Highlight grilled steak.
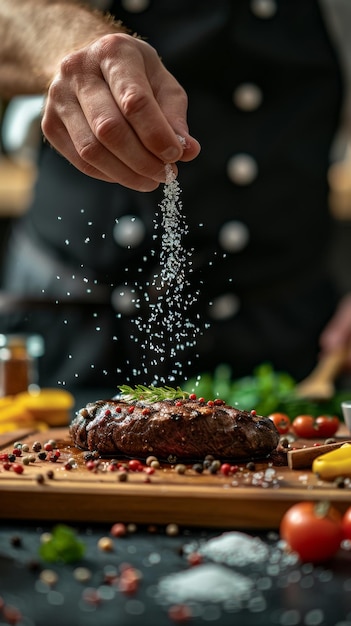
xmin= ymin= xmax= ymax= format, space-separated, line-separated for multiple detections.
xmin=70 ymin=398 xmax=280 ymax=461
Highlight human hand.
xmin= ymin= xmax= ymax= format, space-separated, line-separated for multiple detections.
xmin=41 ymin=33 xmax=200 ymax=190
xmin=319 ymin=293 xmax=351 ymax=370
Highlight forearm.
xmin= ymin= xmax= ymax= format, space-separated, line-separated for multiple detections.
xmin=0 ymin=0 xmax=127 ymax=97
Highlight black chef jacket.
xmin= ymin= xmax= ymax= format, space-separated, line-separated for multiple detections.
xmin=0 ymin=0 xmax=344 ymax=390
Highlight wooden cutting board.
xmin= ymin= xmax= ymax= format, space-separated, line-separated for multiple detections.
xmin=1 ymin=427 xmax=351 ymax=529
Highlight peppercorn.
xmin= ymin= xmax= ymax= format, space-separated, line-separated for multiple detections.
xmin=246 ymin=461 xmax=256 ymax=471
xmin=166 ymin=523 xmax=179 ymax=536
xmin=209 ymin=462 xmax=220 ymax=474
xmin=117 ymin=471 xmax=128 ymax=482
xmin=146 ymin=455 xmax=158 ymax=466
xmin=83 ymin=451 xmax=95 ymax=462
xmin=97 ymin=536 xmax=114 ymax=552
xmin=73 ymin=567 xmax=92 ymax=583
xmin=175 ymin=464 xmax=186 ymax=475
xmin=35 ymin=473 xmax=45 ymax=484
xmin=10 ymin=535 xmax=22 ymax=547
xmin=192 ymin=463 xmax=203 ymax=474
xmin=110 ymin=523 xmax=127 ymax=537
xmin=32 ymin=441 xmax=42 ymax=452
xmin=40 ymin=569 xmax=58 ymax=586
xmin=46 ymin=470 xmax=54 ymax=480
xmin=37 ymin=451 xmax=47 ymax=461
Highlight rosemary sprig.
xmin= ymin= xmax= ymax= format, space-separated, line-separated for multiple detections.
xmin=118 ymin=384 xmax=190 ymax=403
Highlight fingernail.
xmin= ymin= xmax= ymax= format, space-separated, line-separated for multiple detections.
xmin=160 ymin=146 xmax=181 ymax=162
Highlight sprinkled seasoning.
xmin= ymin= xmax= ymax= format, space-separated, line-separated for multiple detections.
xmin=156 ymin=563 xmax=255 ymax=605
xmin=134 ymin=165 xmax=203 ymax=384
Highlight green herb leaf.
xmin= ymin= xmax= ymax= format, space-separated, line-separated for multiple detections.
xmin=39 ymin=524 xmax=86 ymax=564
xmin=118 ymin=384 xmax=190 ymax=403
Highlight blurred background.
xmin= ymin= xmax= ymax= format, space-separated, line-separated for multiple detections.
xmin=1 ymin=95 xmax=351 ymax=300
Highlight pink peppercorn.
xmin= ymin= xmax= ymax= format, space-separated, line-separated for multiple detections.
xmin=142 ymin=408 xmax=151 ymax=415
xmin=110 ymin=522 xmax=127 ymax=537
xmin=144 ymin=466 xmax=155 ymax=475
xmin=207 ymin=400 xmax=214 ymax=407
xmin=44 ymin=443 xmax=53 ymax=452
xmin=189 ymin=393 xmax=197 ymax=400
xmin=250 ymin=409 xmax=257 ymax=416
xmin=82 ymin=587 xmax=101 ymax=606
xmin=12 ymin=448 xmax=21 ymax=457
xmin=3 ymin=462 xmax=12 ymax=471
xmin=128 ymin=459 xmax=142 ymax=472
xmin=214 ymin=398 xmax=225 ymax=406
xmin=12 ymin=463 xmax=24 ymax=474
xmin=116 ymin=406 xmax=122 ymax=413
xmin=187 ymin=552 xmax=203 ymax=566
xmin=230 ymin=465 xmax=239 ymax=474
xmin=220 ymin=463 xmax=231 ymax=476
xmin=168 ymin=604 xmax=192 ymax=623
xmin=175 ymin=401 xmax=183 ymax=407
xmin=86 ymin=460 xmax=96 ymax=471
xmin=128 ymin=406 xmax=135 ymax=414
xmin=105 ymin=409 xmax=111 ymax=417
xmin=198 ymin=397 xmax=205 ymax=404
xmin=3 ymin=604 xmax=22 ymax=625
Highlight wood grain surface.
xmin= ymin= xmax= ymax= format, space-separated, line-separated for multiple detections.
xmin=1 ymin=427 xmax=351 ymax=529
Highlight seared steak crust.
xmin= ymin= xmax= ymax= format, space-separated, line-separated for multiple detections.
xmin=70 ymin=398 xmax=280 ymax=461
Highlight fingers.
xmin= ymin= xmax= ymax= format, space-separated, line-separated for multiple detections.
xmin=43 ymin=85 xmax=174 ymax=189
xmin=41 ymin=33 xmax=199 ymax=188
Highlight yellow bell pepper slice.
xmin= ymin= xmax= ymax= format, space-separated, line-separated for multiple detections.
xmin=16 ymin=388 xmax=74 ymax=426
xmin=0 ymin=388 xmax=74 ymax=431
xmin=312 ymin=443 xmax=351 ymax=481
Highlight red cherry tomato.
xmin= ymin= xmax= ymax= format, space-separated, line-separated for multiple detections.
xmin=292 ymin=415 xmax=316 ymax=438
xmin=280 ymin=501 xmax=343 ymax=563
xmin=268 ymin=412 xmax=290 ymax=434
xmin=342 ymin=506 xmax=351 ymax=540
xmin=314 ymin=415 xmax=340 ymax=438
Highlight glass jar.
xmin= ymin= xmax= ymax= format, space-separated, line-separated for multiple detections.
xmin=0 ymin=334 xmax=44 ymax=396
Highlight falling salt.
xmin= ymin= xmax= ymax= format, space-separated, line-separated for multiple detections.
xmin=156 ymin=563 xmax=254 ymax=604
xmin=133 ymin=164 xmax=203 ymax=383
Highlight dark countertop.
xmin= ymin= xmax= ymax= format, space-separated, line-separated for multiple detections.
xmin=1 ymin=520 xmax=351 ymax=626
xmin=1 ymin=388 xmax=351 ymax=626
